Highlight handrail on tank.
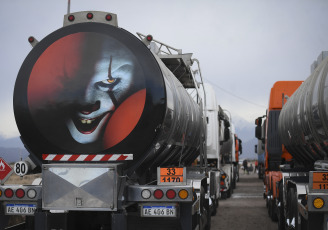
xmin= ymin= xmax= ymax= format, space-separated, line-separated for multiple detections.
xmin=137 ymin=32 xmax=182 ymax=55
xmin=192 ymin=58 xmax=206 ymax=111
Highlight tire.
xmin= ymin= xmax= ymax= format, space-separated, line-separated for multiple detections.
xmin=286 ymin=188 xmax=298 ymax=230
xmin=211 ymin=196 xmax=217 ymax=216
xmin=205 ymin=212 xmax=211 ymax=230
xmin=277 ymin=182 xmax=285 ymax=230
xmin=227 ymin=187 xmax=231 ymax=198
xmin=271 ymin=199 xmax=278 ymax=222
xmin=199 ymin=186 xmax=207 ymax=230
xmin=205 ymin=198 xmax=211 ymax=230
xmin=268 ymin=194 xmax=272 ymax=216
xmin=232 ymin=178 xmax=236 ymax=189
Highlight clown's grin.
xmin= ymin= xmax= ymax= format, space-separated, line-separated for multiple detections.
xmin=72 ymin=112 xmax=109 ymax=134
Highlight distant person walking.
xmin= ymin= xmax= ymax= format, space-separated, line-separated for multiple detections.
xmin=243 ymin=159 xmax=248 ymax=174
xmin=249 ymin=164 xmax=253 ymax=174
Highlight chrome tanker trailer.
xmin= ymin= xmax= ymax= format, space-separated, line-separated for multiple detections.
xmin=271 ymin=51 xmax=328 ymax=230
xmin=0 ymin=11 xmax=219 ymax=230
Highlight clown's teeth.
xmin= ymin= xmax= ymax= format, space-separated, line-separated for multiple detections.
xmin=80 ymin=118 xmax=94 ymax=124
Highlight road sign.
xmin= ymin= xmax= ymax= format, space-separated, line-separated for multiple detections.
xmin=0 ymin=158 xmax=13 ymax=184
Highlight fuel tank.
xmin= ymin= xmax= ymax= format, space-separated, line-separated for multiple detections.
xmin=13 ymin=19 xmax=205 ymax=174
xmin=278 ymin=56 xmax=328 ymax=167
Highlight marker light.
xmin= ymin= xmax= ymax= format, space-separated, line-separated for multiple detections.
xmin=87 ymin=13 xmax=93 ymax=19
xmin=4 ymin=189 xmax=13 ymax=198
xmin=141 ymin=189 xmax=151 ymax=199
xmin=166 ymin=189 xmax=176 ymax=199
xmin=27 ymin=189 xmax=37 ymax=199
xmin=28 ymin=36 xmax=35 ymax=43
xmin=221 ymin=174 xmax=226 ymax=179
xmin=68 ymin=15 xmax=75 ymax=22
xmin=313 ymin=197 xmax=324 ymax=209
xmin=154 ymin=189 xmax=164 ymax=199
xmin=178 ymin=189 xmax=188 ymax=199
xmin=146 ymin=35 xmax=153 ymax=42
xmin=16 ymin=189 xmax=25 ymax=198
xmin=0 ymin=190 xmax=2 ymax=197
xmin=105 ymin=14 xmax=112 ymax=21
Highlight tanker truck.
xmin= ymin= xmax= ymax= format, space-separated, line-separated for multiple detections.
xmin=218 ymin=108 xmax=236 ymax=198
xmin=0 ymin=11 xmax=221 ymax=230
xmin=254 ymin=81 xmax=302 ymax=222
xmin=257 ymin=51 xmax=328 ymax=230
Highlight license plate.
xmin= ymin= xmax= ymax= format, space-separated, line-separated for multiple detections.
xmin=6 ymin=204 xmax=36 ymax=215
xmin=312 ymin=172 xmax=328 ymax=189
xmin=142 ymin=205 xmax=176 ymax=217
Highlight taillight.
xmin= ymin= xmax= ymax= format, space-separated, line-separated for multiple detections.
xmin=220 ymin=181 xmax=225 ymax=186
xmin=0 ymin=189 xmax=2 ymax=197
xmin=154 ymin=189 xmax=164 ymax=199
xmin=87 ymin=13 xmax=93 ymax=19
xmin=4 ymin=189 xmax=13 ymax=198
xmin=28 ymin=36 xmax=35 ymax=43
xmin=68 ymin=15 xmax=75 ymax=22
xmin=178 ymin=189 xmax=188 ymax=199
xmin=146 ymin=35 xmax=153 ymax=42
xmin=105 ymin=14 xmax=112 ymax=21
xmin=141 ymin=189 xmax=151 ymax=199
xmin=16 ymin=189 xmax=25 ymax=198
xmin=166 ymin=189 xmax=176 ymax=199
xmin=27 ymin=189 xmax=37 ymax=199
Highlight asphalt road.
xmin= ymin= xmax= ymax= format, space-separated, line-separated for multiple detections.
xmin=211 ymin=171 xmax=277 ymax=230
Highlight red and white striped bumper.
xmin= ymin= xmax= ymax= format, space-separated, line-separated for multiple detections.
xmin=42 ymin=154 xmax=133 ymax=161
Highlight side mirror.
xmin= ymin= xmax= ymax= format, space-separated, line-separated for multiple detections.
xmin=255 ymin=126 xmax=262 ymax=139
xmin=255 ymin=117 xmax=262 ymax=126
xmin=255 ymin=145 xmax=258 ymax=153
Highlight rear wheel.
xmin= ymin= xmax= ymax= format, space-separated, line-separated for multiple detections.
xmin=221 ymin=191 xmax=227 ymax=199
xmin=286 ymin=188 xmax=298 ymax=230
xmin=271 ymin=199 xmax=278 ymax=221
xmin=277 ymin=182 xmax=285 ymax=230
xmin=211 ymin=196 xmax=217 ymax=216
xmin=199 ymin=186 xmax=207 ymax=230
xmin=227 ymin=187 xmax=232 ymax=198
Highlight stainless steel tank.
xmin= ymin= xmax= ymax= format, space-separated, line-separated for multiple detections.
xmin=13 ymin=22 xmax=205 ymax=174
xmin=278 ymin=56 xmax=328 ymax=167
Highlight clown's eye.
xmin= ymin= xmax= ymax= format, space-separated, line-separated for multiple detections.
xmin=107 ymin=79 xmax=116 ymax=84
xmin=95 ymin=78 xmax=120 ymax=91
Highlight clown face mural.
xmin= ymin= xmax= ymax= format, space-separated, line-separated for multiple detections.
xmin=65 ymin=55 xmax=134 ymax=144
xmin=26 ymin=32 xmax=146 ymax=152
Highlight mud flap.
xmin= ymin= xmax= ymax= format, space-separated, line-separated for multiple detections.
xmin=112 ymin=211 xmax=127 ymax=230
xmin=0 ymin=204 xmax=9 ymax=230
xmin=34 ymin=211 xmax=67 ymax=230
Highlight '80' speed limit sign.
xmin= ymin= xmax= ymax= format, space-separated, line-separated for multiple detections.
xmin=14 ymin=161 xmax=29 ymax=176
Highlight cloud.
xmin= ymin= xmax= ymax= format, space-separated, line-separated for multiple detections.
xmin=1 ymin=0 xmax=328 ymax=139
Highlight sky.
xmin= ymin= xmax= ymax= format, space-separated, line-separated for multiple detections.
xmin=1 ymin=0 xmax=328 ymax=139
